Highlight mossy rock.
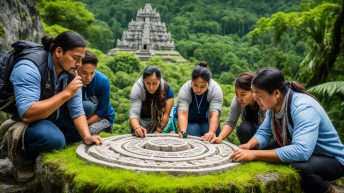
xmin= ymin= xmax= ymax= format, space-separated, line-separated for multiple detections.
xmin=0 ymin=24 xmax=5 ymax=38
xmin=35 ymin=135 xmax=303 ymax=193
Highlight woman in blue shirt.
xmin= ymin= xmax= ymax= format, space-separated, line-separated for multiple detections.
xmin=78 ymin=50 xmax=115 ymax=134
xmin=231 ymin=67 xmax=344 ymax=193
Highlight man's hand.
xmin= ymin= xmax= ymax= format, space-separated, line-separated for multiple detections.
xmin=230 ymin=149 xmax=255 ymax=162
xmin=65 ymin=75 xmax=83 ymax=97
xmin=83 ymin=135 xmax=103 ymax=145
xmin=135 ymin=126 xmax=147 ymax=138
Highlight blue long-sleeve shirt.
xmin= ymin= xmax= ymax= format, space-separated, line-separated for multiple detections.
xmin=254 ymin=92 xmax=344 ymax=165
xmin=82 ymin=71 xmax=115 ymax=124
xmin=10 ymin=54 xmax=84 ymax=120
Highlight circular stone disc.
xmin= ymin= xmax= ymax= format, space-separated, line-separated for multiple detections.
xmin=76 ymin=134 xmax=240 ymax=175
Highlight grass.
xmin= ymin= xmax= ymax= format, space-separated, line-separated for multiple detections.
xmin=39 ymin=133 xmax=302 ymax=193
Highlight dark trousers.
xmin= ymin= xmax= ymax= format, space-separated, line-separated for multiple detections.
xmin=291 ymin=155 xmax=344 ymax=193
xmin=236 ymin=121 xmax=258 ymax=144
xmin=22 ymin=101 xmax=95 ymax=160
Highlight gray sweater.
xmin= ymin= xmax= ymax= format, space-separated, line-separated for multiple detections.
xmin=177 ymin=79 xmax=223 ymax=113
xmin=224 ymin=97 xmax=243 ymax=128
xmin=224 ymin=97 xmax=264 ymax=128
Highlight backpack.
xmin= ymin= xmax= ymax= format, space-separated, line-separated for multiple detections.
xmin=0 ymin=41 xmax=49 ymax=115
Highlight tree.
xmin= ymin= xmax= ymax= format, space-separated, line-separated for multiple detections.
xmin=42 ymin=1 xmax=95 ymax=32
xmin=249 ymin=2 xmax=343 ymax=86
xmin=84 ymin=20 xmax=115 ymax=52
xmin=107 ymin=52 xmax=141 ymax=74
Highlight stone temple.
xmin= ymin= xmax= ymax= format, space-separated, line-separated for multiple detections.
xmin=108 ymin=4 xmax=186 ymax=63
xmin=76 ymin=134 xmax=240 ymax=175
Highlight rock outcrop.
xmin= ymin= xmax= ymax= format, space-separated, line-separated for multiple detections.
xmin=0 ymin=0 xmax=42 ymax=50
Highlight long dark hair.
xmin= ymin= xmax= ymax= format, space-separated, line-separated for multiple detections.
xmin=192 ymin=61 xmax=211 ymax=82
xmin=41 ymin=31 xmax=86 ymax=52
xmin=235 ymin=72 xmax=255 ymax=91
xmin=252 ymin=67 xmax=314 ymax=98
xmin=142 ymin=66 xmax=166 ymax=129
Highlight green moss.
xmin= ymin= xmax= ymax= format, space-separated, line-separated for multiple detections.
xmin=40 ymin=134 xmax=302 ymax=193
xmin=0 ymin=24 xmax=5 ymax=38
xmin=334 ymin=177 xmax=344 ymax=187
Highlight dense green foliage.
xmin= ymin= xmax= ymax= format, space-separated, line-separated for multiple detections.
xmin=34 ymin=0 xmax=115 ymax=52
xmin=1 ymin=0 xmax=343 ymax=143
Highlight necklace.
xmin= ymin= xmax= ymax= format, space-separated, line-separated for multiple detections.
xmin=194 ymin=93 xmax=204 ymax=114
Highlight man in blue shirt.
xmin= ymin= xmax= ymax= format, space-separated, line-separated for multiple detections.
xmin=78 ymin=50 xmax=115 ymax=134
xmin=9 ymin=32 xmax=103 ymax=181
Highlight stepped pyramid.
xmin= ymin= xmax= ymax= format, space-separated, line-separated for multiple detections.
xmin=108 ymin=3 xmax=186 ymax=63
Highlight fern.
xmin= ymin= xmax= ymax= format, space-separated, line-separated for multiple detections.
xmin=308 ymin=81 xmax=344 ymax=97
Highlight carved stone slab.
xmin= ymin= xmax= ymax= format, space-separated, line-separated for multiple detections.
xmin=76 ymin=134 xmax=240 ymax=175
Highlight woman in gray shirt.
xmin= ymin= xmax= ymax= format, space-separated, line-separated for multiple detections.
xmin=130 ymin=66 xmax=174 ymax=137
xmin=210 ymin=72 xmax=264 ymax=144
xmin=177 ymin=62 xmax=223 ymax=140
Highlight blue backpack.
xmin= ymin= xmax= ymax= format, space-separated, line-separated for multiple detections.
xmin=0 ymin=41 xmax=49 ymax=114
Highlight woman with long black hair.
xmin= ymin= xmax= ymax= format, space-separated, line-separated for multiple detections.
xmin=129 ymin=66 xmax=174 ymax=137
xmin=231 ymin=67 xmax=344 ymax=193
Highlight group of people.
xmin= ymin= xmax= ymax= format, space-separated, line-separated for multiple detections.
xmin=1 ymin=31 xmax=343 ymax=193
xmin=129 ymin=49 xmax=344 ymax=193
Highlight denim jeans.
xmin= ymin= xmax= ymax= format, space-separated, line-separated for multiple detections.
xmin=187 ymin=122 xmax=221 ymax=137
xmin=22 ymin=101 xmax=95 ymax=160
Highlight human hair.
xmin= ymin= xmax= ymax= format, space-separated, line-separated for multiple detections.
xmin=235 ymin=72 xmax=255 ymax=91
xmin=192 ymin=61 xmax=212 ymax=82
xmin=82 ymin=50 xmax=98 ymax=67
xmin=143 ymin=65 xmax=162 ymax=80
xmin=41 ymin=31 xmax=86 ymax=52
xmin=142 ymin=66 xmax=166 ymax=128
xmin=252 ymin=67 xmax=314 ymax=98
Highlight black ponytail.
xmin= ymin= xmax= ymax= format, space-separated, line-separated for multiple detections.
xmin=252 ymin=67 xmax=316 ymax=98
xmin=192 ymin=61 xmax=212 ymax=82
xmin=41 ymin=31 xmax=86 ymax=52
xmin=41 ymin=36 xmax=54 ymax=51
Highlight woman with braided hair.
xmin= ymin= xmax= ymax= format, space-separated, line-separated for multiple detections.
xmin=230 ymin=67 xmax=344 ymax=193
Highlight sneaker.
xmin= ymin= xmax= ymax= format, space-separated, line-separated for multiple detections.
xmin=12 ymin=151 xmax=34 ymax=182
xmin=89 ymin=119 xmax=111 ymax=135
xmin=326 ymin=185 xmax=338 ymax=193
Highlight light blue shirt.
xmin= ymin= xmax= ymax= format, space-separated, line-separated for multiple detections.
xmin=254 ymin=92 xmax=344 ymax=165
xmin=10 ymin=54 xmax=84 ymax=120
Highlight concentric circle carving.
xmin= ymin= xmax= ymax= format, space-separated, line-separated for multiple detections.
xmin=76 ymin=134 xmax=240 ymax=175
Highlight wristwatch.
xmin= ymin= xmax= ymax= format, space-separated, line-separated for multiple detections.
xmin=180 ymin=130 xmax=187 ymax=138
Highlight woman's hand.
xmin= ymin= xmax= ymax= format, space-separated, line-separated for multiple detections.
xmin=238 ymin=143 xmax=252 ymax=150
xmin=209 ymin=136 xmax=223 ymax=144
xmin=135 ymin=126 xmax=147 ymax=137
xmin=230 ymin=149 xmax=256 ymax=161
